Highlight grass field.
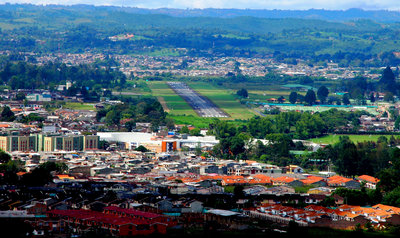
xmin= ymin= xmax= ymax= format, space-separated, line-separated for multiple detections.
xmin=309 ymin=134 xmax=399 ymax=144
xmin=168 ymin=115 xmax=218 ymax=128
xmin=147 ymin=81 xmax=197 ymax=116
xmin=64 ymin=102 xmax=95 ymax=110
xmin=146 ymin=81 xmax=257 ymax=126
xmin=187 ymin=81 xmax=258 ymax=120
xmin=268 ymin=104 xmax=380 ymax=115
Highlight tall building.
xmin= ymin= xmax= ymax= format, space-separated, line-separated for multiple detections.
xmin=0 ymin=134 xmax=99 ymax=152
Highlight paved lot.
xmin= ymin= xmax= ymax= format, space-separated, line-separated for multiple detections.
xmin=167 ymin=82 xmax=229 ymax=118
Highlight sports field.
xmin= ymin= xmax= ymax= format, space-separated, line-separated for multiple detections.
xmin=309 ymin=134 xmax=399 ymax=144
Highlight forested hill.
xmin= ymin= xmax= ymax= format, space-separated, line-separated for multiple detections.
xmin=98 ymin=7 xmax=400 ymax=23
xmin=4 ymin=4 xmax=400 ymax=23
xmin=2 ymin=4 xmax=400 ymax=66
xmin=0 ymin=4 xmax=392 ymax=34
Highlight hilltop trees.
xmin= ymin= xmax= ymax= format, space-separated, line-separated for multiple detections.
xmin=0 ymin=61 xmax=127 ymax=95
xmin=209 ymin=109 xmax=370 ymax=162
xmin=97 ymin=97 xmax=168 ymax=130
xmin=307 ymin=136 xmax=400 ymax=178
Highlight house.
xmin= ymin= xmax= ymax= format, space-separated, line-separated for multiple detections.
xmin=332 ymin=194 xmax=345 ymax=205
xmin=286 ymin=165 xmax=304 ymax=174
xmin=326 ymin=175 xmax=360 ymax=189
xmin=300 ymin=176 xmax=327 ymax=187
xmin=180 ymin=200 xmax=203 ymax=213
xmin=357 ymin=175 xmax=379 ymax=189
xmin=288 ymin=180 xmax=304 ymax=187
xmin=271 ymin=176 xmax=295 ymax=186
xmin=156 ymin=200 xmax=174 ymax=212
xmin=48 ymin=209 xmax=171 ymax=236
xmin=304 ymin=194 xmax=326 ymax=204
xmin=25 ymin=201 xmax=47 ymax=216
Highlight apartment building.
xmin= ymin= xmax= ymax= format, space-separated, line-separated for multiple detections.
xmin=0 ymin=134 xmax=99 ymax=152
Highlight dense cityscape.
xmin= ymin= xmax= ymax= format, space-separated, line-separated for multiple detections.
xmin=2 ymin=3 xmax=400 ymax=238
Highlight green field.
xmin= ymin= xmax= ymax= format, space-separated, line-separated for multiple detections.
xmin=64 ymin=102 xmax=95 ymax=110
xmin=146 ymin=81 xmax=257 ymax=126
xmin=272 ymin=105 xmax=380 ymax=115
xmin=147 ymin=81 xmax=197 ymax=116
xmin=187 ymin=81 xmax=258 ymax=120
xmin=310 ymin=134 xmax=399 ymax=144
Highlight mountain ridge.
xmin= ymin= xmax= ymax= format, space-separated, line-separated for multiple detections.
xmin=2 ymin=4 xmax=400 ymax=22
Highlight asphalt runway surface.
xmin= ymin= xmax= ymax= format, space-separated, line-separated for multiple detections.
xmin=167 ymin=81 xmax=229 ymax=118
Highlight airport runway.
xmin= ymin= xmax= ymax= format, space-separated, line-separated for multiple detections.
xmin=167 ymin=82 xmax=229 ymax=118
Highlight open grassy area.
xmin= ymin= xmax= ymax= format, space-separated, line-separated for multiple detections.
xmin=64 ymin=102 xmax=95 ymax=110
xmin=147 ymin=81 xmax=197 ymax=116
xmin=187 ymin=81 xmax=257 ymax=120
xmin=309 ymin=134 xmax=400 ymax=144
xmin=147 ymin=81 xmax=256 ymax=125
xmin=267 ymin=104 xmax=380 ymax=115
xmin=168 ymin=115 xmax=217 ymax=128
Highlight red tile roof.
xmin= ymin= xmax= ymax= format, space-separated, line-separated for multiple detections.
xmin=357 ymin=175 xmax=379 ymax=184
xmin=104 ymin=206 xmax=161 ymax=219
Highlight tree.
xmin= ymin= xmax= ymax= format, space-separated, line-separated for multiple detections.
xmin=0 ymin=106 xmax=15 ymax=121
xmin=343 ymin=94 xmax=350 ymax=105
xmin=384 ymin=92 xmax=394 ymax=102
xmin=317 ymin=86 xmax=329 ymax=104
xmin=0 ymin=151 xmax=11 ymax=163
xmin=383 ymin=186 xmax=400 ymax=207
xmin=195 ymin=142 xmax=202 ymax=156
xmin=305 ymin=89 xmax=316 ymax=105
xmin=236 ymin=88 xmax=248 ymax=98
xmin=15 ymin=92 xmax=25 ymax=101
xmin=189 ymin=128 xmax=201 ymax=136
xmin=380 ymin=66 xmax=397 ymax=93
xmin=21 ymin=162 xmax=67 ymax=186
xmin=289 ymin=92 xmax=298 ymax=104
xmin=333 ymin=136 xmax=360 ymax=177
xmin=135 ymin=145 xmax=149 ymax=152
xmin=370 ymin=93 xmax=375 ymax=103
xmin=180 ymin=126 xmax=189 ymax=134
xmin=395 ymin=117 xmax=400 ymax=130
xmin=105 ymin=110 xmax=120 ymax=126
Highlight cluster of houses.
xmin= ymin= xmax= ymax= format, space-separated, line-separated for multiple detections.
xmin=46 ymin=206 xmax=177 ymax=236
xmin=25 ymin=50 xmax=390 ymax=80
xmin=359 ymin=114 xmax=395 ymax=132
xmin=248 ymin=203 xmax=400 ymax=230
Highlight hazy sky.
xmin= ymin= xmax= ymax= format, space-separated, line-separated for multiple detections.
xmin=2 ymin=0 xmax=400 ymax=10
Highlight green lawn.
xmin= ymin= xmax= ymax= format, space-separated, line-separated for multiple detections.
xmin=310 ymin=134 xmax=399 ymax=144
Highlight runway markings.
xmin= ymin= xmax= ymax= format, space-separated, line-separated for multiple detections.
xmin=167 ymin=82 xmax=229 ymax=118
